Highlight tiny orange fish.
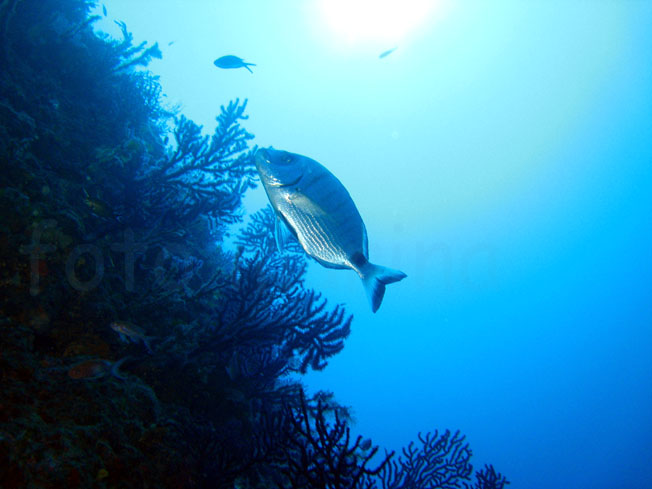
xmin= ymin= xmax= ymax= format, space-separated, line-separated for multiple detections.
xmin=67 ymin=357 xmax=128 ymax=380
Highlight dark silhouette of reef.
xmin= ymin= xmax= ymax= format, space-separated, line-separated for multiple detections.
xmin=0 ymin=1 xmax=510 ymax=487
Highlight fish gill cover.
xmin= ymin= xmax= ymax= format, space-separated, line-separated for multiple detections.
xmin=0 ymin=1 xmax=508 ymax=487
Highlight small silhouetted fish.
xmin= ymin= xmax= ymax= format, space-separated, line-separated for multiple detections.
xmin=379 ymin=47 xmax=397 ymax=59
xmin=102 ymin=4 xmax=107 ymax=16
xmin=255 ymin=148 xmax=406 ymax=312
xmin=213 ymin=55 xmax=255 ymax=73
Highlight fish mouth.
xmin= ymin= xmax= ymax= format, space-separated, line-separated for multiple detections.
xmin=277 ymin=174 xmax=302 ymax=188
xmin=255 ymin=148 xmax=302 ymax=187
xmin=255 ymin=148 xmax=271 ymax=166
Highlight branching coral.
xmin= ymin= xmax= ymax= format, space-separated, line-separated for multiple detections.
xmin=464 ymin=465 xmax=509 ymax=489
xmin=111 ymin=20 xmax=162 ymax=72
xmin=368 ymin=430 xmax=473 ymax=489
xmin=277 ymin=390 xmax=392 ymax=489
xmin=141 ymin=100 xmax=257 ymax=231
xmin=206 ymin=206 xmax=352 ymax=374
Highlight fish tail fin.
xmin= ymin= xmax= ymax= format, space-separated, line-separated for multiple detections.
xmin=110 ymin=356 xmax=132 ymax=380
xmin=245 ymin=63 xmax=255 ymax=73
xmin=361 ymin=262 xmax=407 ymax=313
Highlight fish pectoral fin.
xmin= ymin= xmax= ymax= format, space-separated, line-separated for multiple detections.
xmin=361 ymin=262 xmax=407 ymax=313
xmin=274 ymin=216 xmax=296 ymax=253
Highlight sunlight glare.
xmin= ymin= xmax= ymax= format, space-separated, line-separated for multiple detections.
xmin=319 ymin=0 xmax=438 ymax=45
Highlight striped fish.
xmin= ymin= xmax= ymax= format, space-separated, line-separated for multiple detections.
xmin=255 ymin=147 xmax=406 ymax=312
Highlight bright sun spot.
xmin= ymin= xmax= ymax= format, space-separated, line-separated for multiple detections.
xmin=318 ymin=0 xmax=439 ymax=45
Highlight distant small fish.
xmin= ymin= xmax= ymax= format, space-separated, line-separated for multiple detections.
xmin=255 ymin=148 xmax=407 ymax=312
xmin=168 ymin=41 xmax=175 ymax=46
xmin=68 ymin=357 xmax=129 ymax=380
xmin=379 ymin=47 xmax=398 ymax=59
xmin=102 ymin=4 xmax=107 ymax=17
xmin=84 ymin=197 xmax=113 ymax=217
xmin=213 ymin=55 xmax=256 ymax=73
xmin=110 ymin=321 xmax=154 ymax=353
xmin=83 ymin=188 xmax=113 ymax=218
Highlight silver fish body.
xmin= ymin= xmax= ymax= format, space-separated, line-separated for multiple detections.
xmin=255 ymin=147 xmax=406 ymax=312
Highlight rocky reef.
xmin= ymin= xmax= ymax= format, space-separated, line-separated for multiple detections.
xmin=0 ymin=0 xmax=509 ymax=487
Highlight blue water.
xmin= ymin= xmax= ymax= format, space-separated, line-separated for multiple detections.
xmin=96 ymin=2 xmax=652 ymax=487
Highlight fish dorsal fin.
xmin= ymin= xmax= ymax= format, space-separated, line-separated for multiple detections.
xmin=274 ymin=216 xmax=295 ymax=253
